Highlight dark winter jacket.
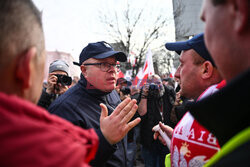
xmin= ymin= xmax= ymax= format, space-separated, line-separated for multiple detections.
xmin=37 ymin=88 xmax=58 ymax=109
xmin=49 ymin=75 xmax=128 ymax=167
xmin=139 ymin=85 xmax=175 ymax=153
xmin=187 ymin=69 xmax=250 ymax=166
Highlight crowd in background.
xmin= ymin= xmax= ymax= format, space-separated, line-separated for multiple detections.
xmin=0 ymin=0 xmax=249 ymax=167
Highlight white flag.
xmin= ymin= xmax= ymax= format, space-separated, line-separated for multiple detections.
xmin=133 ymin=49 xmax=155 ymax=88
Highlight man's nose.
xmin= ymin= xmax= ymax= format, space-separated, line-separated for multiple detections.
xmin=174 ymin=67 xmax=180 ymax=79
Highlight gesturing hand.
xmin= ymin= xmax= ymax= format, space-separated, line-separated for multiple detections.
xmin=100 ymin=98 xmax=141 ymax=145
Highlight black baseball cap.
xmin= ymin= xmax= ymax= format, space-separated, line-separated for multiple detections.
xmin=165 ymin=33 xmax=215 ymax=66
xmin=73 ymin=41 xmax=127 ymax=66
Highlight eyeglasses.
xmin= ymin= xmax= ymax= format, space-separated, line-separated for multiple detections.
xmin=83 ymin=62 xmax=120 ymax=72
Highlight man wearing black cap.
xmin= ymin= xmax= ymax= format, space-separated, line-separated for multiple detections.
xmin=166 ymin=33 xmax=220 ymax=100
xmin=38 ymin=60 xmax=72 ymax=109
xmin=49 ymin=41 xmax=141 ymax=167
xmin=153 ymin=33 xmax=223 ymax=167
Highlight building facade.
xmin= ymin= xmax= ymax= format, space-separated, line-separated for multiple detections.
xmin=173 ymin=0 xmax=204 ymax=40
xmin=172 ymin=0 xmax=204 ymax=68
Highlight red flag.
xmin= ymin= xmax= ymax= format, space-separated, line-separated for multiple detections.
xmin=117 ymin=71 xmax=124 ymax=78
xmin=169 ymin=73 xmax=173 ymax=78
xmin=133 ymin=50 xmax=154 ymax=88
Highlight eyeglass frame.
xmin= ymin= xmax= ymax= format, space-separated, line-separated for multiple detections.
xmin=83 ymin=62 xmax=120 ymax=72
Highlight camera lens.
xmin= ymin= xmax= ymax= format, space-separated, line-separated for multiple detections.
xmin=61 ymin=76 xmax=72 ymax=85
xmin=149 ymin=83 xmax=158 ymax=90
xmin=55 ymin=74 xmax=72 ymax=86
xmin=148 ymin=83 xmax=160 ymax=98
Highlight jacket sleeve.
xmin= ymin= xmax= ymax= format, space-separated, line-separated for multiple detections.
xmin=37 ymin=89 xmax=55 ymax=109
xmin=49 ymin=99 xmax=117 ymax=166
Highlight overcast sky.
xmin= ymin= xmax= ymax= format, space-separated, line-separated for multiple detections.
xmin=33 ymin=0 xmax=175 ymax=61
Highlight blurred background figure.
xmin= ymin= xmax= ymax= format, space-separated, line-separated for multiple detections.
xmin=162 ymin=77 xmax=175 ymax=89
xmin=71 ymin=76 xmax=80 ymax=86
xmin=138 ymin=74 xmax=175 ymax=167
xmin=38 ymin=59 xmax=72 ymax=109
xmin=115 ymin=77 xmax=131 ymax=100
xmin=130 ymin=85 xmax=140 ymax=101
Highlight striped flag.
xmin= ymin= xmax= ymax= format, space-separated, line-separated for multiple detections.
xmin=133 ymin=49 xmax=154 ymax=88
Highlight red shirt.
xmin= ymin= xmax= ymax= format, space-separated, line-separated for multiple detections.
xmin=0 ymin=92 xmax=98 ymax=167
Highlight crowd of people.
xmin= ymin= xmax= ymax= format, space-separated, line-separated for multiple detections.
xmin=0 ymin=0 xmax=249 ymax=167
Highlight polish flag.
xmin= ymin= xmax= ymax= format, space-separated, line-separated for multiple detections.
xmin=133 ymin=50 xmax=155 ymax=88
xmin=116 ymin=61 xmax=125 ymax=78
xmin=170 ymin=67 xmax=176 ymax=78
xmin=117 ymin=71 xmax=124 ymax=78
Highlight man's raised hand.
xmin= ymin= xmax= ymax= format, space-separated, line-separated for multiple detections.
xmin=100 ymin=98 xmax=141 ymax=145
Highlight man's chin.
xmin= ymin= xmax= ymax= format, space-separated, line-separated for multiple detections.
xmin=103 ymin=86 xmax=115 ymax=93
xmin=103 ymin=89 xmax=113 ymax=93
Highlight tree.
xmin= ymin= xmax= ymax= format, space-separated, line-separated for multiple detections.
xmin=152 ymin=49 xmax=175 ymax=76
xmin=173 ymin=0 xmax=190 ymax=39
xmin=98 ymin=1 xmax=172 ymax=77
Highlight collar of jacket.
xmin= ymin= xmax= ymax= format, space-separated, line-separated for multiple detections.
xmin=78 ymin=74 xmax=111 ymax=97
xmin=186 ymin=69 xmax=250 ymax=146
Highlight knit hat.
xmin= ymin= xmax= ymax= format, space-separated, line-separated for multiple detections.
xmin=49 ymin=60 xmax=69 ymax=75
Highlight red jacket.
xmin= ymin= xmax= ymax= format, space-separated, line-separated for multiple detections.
xmin=0 ymin=92 xmax=98 ymax=167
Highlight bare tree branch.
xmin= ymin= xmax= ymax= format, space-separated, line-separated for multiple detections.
xmin=98 ymin=2 xmax=172 ymax=76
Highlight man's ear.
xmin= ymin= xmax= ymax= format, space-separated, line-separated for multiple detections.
xmin=231 ymin=0 xmax=249 ymax=33
xmin=201 ymin=61 xmax=213 ymax=80
xmin=80 ymin=65 xmax=87 ymax=78
xmin=15 ymin=47 xmax=37 ymax=90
